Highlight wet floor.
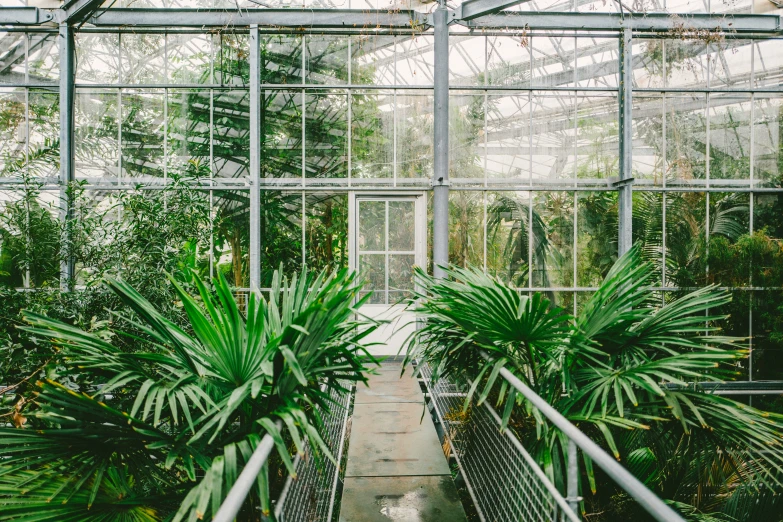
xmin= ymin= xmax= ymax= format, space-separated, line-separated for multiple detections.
xmin=339 ymin=361 xmax=467 ymax=522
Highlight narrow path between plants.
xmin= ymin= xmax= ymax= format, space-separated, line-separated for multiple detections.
xmin=339 ymin=359 xmax=467 ymax=521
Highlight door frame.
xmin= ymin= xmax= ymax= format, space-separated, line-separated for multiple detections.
xmin=348 ymin=191 xmax=427 ymax=301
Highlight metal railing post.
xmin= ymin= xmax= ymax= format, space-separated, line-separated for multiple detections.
xmin=566 ymin=439 xmax=580 ymax=519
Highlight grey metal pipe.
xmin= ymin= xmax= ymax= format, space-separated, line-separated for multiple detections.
xmin=617 ymin=26 xmax=633 ymax=256
xmin=59 ymin=22 xmax=75 ymax=291
xmin=489 ymin=356 xmax=686 ymax=522
xmin=432 ymin=4 xmax=449 ymax=279
xmin=213 ymin=430 xmax=277 ymax=522
xmin=249 ymin=24 xmax=261 ymax=292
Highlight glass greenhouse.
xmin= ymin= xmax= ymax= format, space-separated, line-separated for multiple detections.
xmin=0 ymin=0 xmax=781 ymax=521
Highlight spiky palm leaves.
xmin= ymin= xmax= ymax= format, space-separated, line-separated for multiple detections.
xmin=404 ymin=246 xmax=783 ymax=520
xmin=0 ymin=267 xmax=377 ymax=521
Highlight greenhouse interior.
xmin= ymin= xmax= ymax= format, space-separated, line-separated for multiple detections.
xmin=0 ymin=0 xmax=782 ymax=520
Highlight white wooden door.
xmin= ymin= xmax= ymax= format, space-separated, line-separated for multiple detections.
xmin=349 ymin=193 xmax=426 ymax=357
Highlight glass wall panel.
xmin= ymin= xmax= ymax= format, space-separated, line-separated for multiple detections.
xmin=260 ymin=191 xmax=302 ymax=286
xmin=28 ymin=89 xmax=58 ymax=179
xmin=633 ymin=39 xmax=664 ymax=89
xmin=121 ymin=90 xmax=165 ymax=178
xmin=27 ymin=33 xmax=58 ymax=83
xmin=665 ymin=93 xmax=707 ymax=185
xmin=449 ymin=36 xmax=484 ymax=87
xmin=263 ymin=90 xmax=302 ymax=180
xmin=531 ymin=33 xmax=576 ymax=88
xmin=167 ymin=90 xmax=210 ymax=178
xmin=449 ymin=191 xmax=483 ymax=269
xmin=706 ymin=191 xmax=750 ymax=287
xmin=213 ymin=89 xmax=250 ymax=180
xmin=633 ymin=95 xmax=664 ymax=185
xmin=304 ymin=91 xmax=348 ymax=183
xmin=664 ymin=191 xmax=707 ymax=287
xmin=261 ymin=35 xmax=302 ymax=85
xmin=709 ymin=39 xmax=753 ymax=90
xmin=0 ymin=189 xmax=60 ymax=289
xmin=709 ymin=95 xmax=751 ymax=185
xmin=76 ymin=33 xmax=119 ymax=84
xmin=751 ymin=290 xmax=783 ymax=381
xmin=396 ymin=91 xmax=433 ymax=181
xmin=486 ymin=93 xmax=531 ymax=182
xmin=577 ymin=191 xmax=617 ymax=287
xmin=121 ymin=33 xmax=165 ymax=85
xmin=450 ymin=93 xmax=484 ymax=181
xmin=167 ymin=33 xmax=213 ymax=85
xmin=215 ymin=33 xmax=249 ymax=87
xmin=576 ymin=93 xmax=618 ymax=181
xmin=394 ymin=35 xmax=434 ymax=86
xmin=531 ymin=91 xmax=575 ymax=182
xmin=753 ymin=37 xmax=783 ymax=89
xmin=486 ymin=36 xmax=531 ymax=88
xmin=215 ymin=190 xmax=250 ymax=288
xmin=576 ymin=37 xmax=618 ymax=88
xmin=75 ymin=90 xmax=119 ymax=181
xmin=532 ymin=191 xmax=574 ymax=289
xmin=0 ymin=90 xmax=26 ymax=177
xmin=632 ymin=190 xmax=664 ymax=285
xmin=306 ymin=192 xmax=348 ymax=273
xmin=0 ymin=32 xmax=27 ymax=85
xmin=486 ymin=191 xmax=532 ymax=287
xmin=665 ymin=39 xmax=708 ymax=88
xmin=753 ymin=95 xmax=782 ymax=188
xmin=351 ymin=34 xmax=395 ymax=85
xmin=305 ymin=35 xmax=348 ymax=85
xmin=351 ymin=91 xmax=393 ymax=183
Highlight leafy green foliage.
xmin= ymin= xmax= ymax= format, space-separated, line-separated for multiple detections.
xmin=0 ymin=267 xmax=377 ymax=521
xmin=405 ymin=245 xmax=783 ymax=521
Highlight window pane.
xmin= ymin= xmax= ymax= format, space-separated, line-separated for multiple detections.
xmin=359 ymin=200 xmax=385 ymax=252
xmin=388 ymin=200 xmax=415 ymax=251
xmin=359 ymin=253 xmax=385 ymax=304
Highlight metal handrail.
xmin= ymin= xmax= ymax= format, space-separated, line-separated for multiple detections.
xmin=213 ymin=424 xmax=279 ymax=522
xmin=488 ymin=355 xmax=685 ymax=522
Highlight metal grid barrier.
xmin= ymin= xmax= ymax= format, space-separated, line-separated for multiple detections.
xmin=276 ymin=380 xmax=353 ymax=522
xmin=418 ymin=363 xmax=578 ymax=522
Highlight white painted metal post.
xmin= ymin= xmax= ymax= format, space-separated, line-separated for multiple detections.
xmin=432 ymin=4 xmax=450 ymax=279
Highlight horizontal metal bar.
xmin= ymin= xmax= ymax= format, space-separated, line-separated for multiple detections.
xmin=457 ymin=0 xmax=531 ymax=22
xmin=89 ymin=8 xmax=429 ymax=30
xmin=0 ymin=7 xmax=53 ymax=25
xmin=464 ymin=12 xmax=782 ymax=33
xmin=484 ymin=353 xmax=686 ymax=522
xmin=62 ymin=0 xmax=106 ymax=24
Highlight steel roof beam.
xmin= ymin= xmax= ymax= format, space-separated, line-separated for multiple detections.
xmin=463 ymin=12 xmax=782 ymax=33
xmin=456 ymin=0 xmax=531 ymax=22
xmin=62 ymin=0 xmax=108 ymax=24
xmin=0 ymin=7 xmax=53 ymax=25
xmin=89 ymin=8 xmax=429 ymax=30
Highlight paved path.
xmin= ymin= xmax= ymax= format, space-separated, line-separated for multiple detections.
xmin=339 ymin=361 xmax=467 ymax=522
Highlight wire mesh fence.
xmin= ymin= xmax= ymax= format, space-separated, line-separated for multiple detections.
xmin=418 ymin=363 xmax=578 ymax=522
xmin=276 ymin=380 xmax=353 ymax=522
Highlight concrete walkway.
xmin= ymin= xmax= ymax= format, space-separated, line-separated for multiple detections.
xmin=339 ymin=361 xmax=467 ymax=522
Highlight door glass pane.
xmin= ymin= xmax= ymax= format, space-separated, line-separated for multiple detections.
xmin=388 ymin=200 xmax=416 ymax=251
xmin=359 ymin=200 xmax=386 ymax=251
xmin=359 ymin=253 xmax=386 ymax=304
xmin=389 ymin=254 xmax=415 ymax=303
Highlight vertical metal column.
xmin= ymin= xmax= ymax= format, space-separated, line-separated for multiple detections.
xmin=59 ymin=22 xmax=75 ymax=290
xmin=617 ymin=27 xmax=633 ymax=256
xmin=432 ymin=4 xmax=450 ymax=279
xmin=249 ymin=25 xmax=261 ymax=291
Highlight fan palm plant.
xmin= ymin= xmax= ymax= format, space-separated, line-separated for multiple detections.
xmin=0 ymin=267 xmax=377 ymax=521
xmin=404 ymin=245 xmax=783 ymax=520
